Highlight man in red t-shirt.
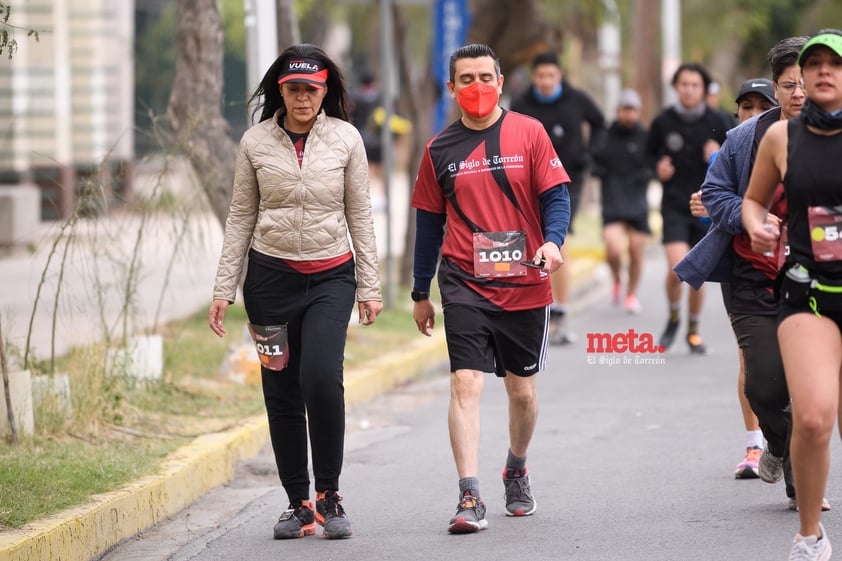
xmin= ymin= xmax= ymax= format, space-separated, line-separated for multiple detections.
xmin=411 ymin=43 xmax=570 ymax=534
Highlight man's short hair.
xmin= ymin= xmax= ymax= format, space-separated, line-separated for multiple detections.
xmin=448 ymin=44 xmax=501 ymax=83
xmin=670 ymin=62 xmax=712 ymax=93
xmin=531 ymin=51 xmax=560 ymax=69
xmin=767 ymin=36 xmax=809 ymax=82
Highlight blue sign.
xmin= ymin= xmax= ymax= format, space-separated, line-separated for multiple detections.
xmin=432 ymin=0 xmax=470 ymax=134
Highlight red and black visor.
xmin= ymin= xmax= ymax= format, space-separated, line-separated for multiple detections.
xmin=278 ymin=57 xmax=328 ymax=89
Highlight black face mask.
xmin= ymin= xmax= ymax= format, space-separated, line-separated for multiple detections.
xmin=800 ymin=97 xmax=842 ymax=131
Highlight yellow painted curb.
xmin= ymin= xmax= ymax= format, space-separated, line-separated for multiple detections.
xmin=0 ymin=332 xmax=450 ymax=561
xmin=569 ymin=255 xmax=602 ymax=288
xmin=0 ymin=416 xmax=269 ymax=561
xmin=568 ymin=246 xmax=606 ymax=261
xmin=344 ymin=330 xmax=448 ymax=408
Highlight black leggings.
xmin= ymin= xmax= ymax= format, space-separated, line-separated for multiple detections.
xmin=730 ymin=313 xmax=795 ymax=497
xmin=243 ymin=258 xmax=356 ymax=503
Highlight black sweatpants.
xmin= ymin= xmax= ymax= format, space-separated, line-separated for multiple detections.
xmin=243 ymin=257 xmax=356 ymax=503
xmin=731 ymin=313 xmax=795 ymax=497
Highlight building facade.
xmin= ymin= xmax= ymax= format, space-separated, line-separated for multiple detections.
xmin=0 ymin=0 xmax=133 ymax=220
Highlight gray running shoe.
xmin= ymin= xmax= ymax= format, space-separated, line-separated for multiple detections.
xmin=448 ymin=492 xmax=488 ymax=533
xmin=503 ymin=467 xmax=536 ymax=516
xmin=788 ymin=496 xmax=831 ymax=512
xmin=549 ymin=312 xmax=576 ymax=345
xmin=316 ymin=491 xmax=352 ymax=539
xmin=788 ymin=523 xmax=831 ymax=561
xmin=273 ymin=500 xmax=316 ymax=539
xmin=758 ymin=448 xmax=784 ymax=483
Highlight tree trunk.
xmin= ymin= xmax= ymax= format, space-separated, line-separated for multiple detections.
xmin=167 ymin=0 xmax=237 ymax=228
xmin=467 ymin=0 xmax=559 ymax=75
xmin=632 ymin=0 xmax=660 ymax=122
xmin=707 ymin=34 xmax=745 ymax=93
xmin=275 ymin=0 xmax=300 ymax=51
xmin=304 ymin=0 xmax=330 ymax=48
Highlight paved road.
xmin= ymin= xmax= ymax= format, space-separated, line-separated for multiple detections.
xmin=100 ymin=245 xmax=842 ymax=561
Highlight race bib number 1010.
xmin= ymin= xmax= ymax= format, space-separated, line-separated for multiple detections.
xmin=472 ymin=230 xmax=528 ymax=278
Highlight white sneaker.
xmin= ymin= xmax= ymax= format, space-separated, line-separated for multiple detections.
xmin=788 ymin=523 xmax=831 ymax=561
xmin=788 ymin=497 xmax=831 ymax=512
xmin=549 ymin=312 xmax=576 ymax=345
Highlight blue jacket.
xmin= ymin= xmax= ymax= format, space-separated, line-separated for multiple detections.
xmin=673 ymin=113 xmax=762 ymax=289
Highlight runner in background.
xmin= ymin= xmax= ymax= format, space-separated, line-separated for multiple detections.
xmin=590 ymin=88 xmax=651 ymax=314
xmin=687 ymin=76 xmax=778 ymax=479
xmin=511 ymin=51 xmax=604 ymax=344
xmin=647 ymin=62 xmax=727 ymax=354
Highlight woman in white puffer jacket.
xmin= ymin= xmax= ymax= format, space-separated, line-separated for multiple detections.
xmin=208 ymin=43 xmax=382 ymax=541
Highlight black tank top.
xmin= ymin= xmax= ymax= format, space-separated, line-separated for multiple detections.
xmin=784 ymin=118 xmax=842 ymax=279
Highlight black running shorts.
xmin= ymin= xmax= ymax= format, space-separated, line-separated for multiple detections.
xmin=779 ymin=300 xmax=842 ymax=330
xmin=661 ymin=205 xmax=708 ymax=246
xmin=602 ymin=213 xmax=652 ymax=234
xmin=442 ymin=303 xmax=549 ymax=377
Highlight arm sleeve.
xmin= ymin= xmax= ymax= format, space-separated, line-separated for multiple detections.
xmin=645 ymin=116 xmax=663 ymax=171
xmin=212 ymin=138 xmax=260 ymax=303
xmin=412 ymin=209 xmax=446 ymax=292
xmin=584 ymin=97 xmax=605 ymax=167
xmin=344 ymin=128 xmax=382 ymax=301
xmin=585 ymin=97 xmax=606 ymax=138
xmin=539 ymin=185 xmax=570 ymax=249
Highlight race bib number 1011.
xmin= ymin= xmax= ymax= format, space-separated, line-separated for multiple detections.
xmin=247 ymin=323 xmax=289 ymax=371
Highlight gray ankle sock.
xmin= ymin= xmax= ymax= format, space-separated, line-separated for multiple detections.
xmin=458 ymin=477 xmax=480 ymax=498
xmin=506 ymin=449 xmax=527 ymax=472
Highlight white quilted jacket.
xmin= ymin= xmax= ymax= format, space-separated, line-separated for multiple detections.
xmin=212 ymin=109 xmax=381 ymax=303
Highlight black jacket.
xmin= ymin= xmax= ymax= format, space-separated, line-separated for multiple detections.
xmin=591 ymin=121 xmax=652 ymax=220
xmin=646 ymin=105 xmax=728 ymax=212
xmin=510 ymin=80 xmax=605 ymax=173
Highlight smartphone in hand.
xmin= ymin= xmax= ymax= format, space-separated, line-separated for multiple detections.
xmin=521 ymin=259 xmax=546 ymax=269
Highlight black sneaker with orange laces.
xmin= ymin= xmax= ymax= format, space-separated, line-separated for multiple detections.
xmin=315 ymin=490 xmax=352 ymax=539
xmin=273 ymin=500 xmax=316 ymax=539
xmin=448 ymin=491 xmax=488 ymax=533
xmin=686 ymin=332 xmax=707 ymax=355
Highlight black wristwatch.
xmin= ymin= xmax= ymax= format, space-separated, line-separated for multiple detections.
xmin=411 ymin=290 xmax=430 ymax=302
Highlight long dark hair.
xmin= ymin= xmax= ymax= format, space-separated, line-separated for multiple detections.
xmin=248 ymin=44 xmax=351 ymax=123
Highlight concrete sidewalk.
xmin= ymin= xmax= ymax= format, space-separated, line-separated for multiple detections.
xmin=0 ymin=206 xmax=608 ymax=561
xmin=0 ymin=330 xmax=452 ymax=561
xmin=0 ymin=210 xmax=224 ymax=362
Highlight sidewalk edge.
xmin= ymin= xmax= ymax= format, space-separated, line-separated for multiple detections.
xmin=344 ymin=329 xmax=448 ymax=409
xmin=0 ymin=414 xmax=269 ymax=561
xmin=0 ymin=333 xmax=450 ymax=561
